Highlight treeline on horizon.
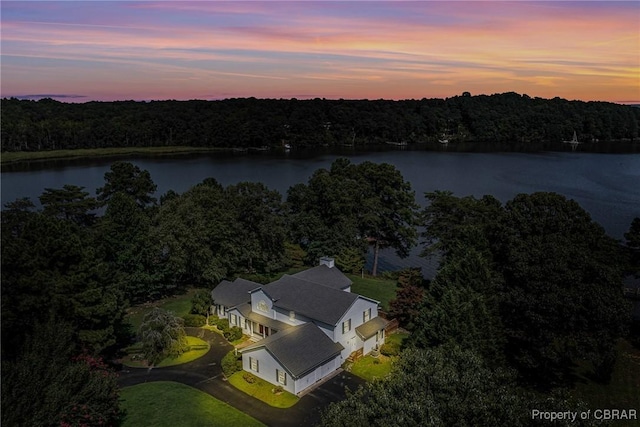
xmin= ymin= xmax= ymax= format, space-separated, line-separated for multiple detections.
xmin=1 ymin=92 xmax=639 ymax=152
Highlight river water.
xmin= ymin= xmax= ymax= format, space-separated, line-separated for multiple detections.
xmin=2 ymin=149 xmax=639 ymax=276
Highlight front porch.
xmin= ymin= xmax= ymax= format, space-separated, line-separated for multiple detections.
xmin=231 ymin=302 xmax=293 ymax=342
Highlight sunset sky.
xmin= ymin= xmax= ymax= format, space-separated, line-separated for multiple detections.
xmin=1 ymin=1 xmax=638 ymax=103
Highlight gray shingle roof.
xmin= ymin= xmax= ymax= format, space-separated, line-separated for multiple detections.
xmin=233 ymin=302 xmax=293 ymax=332
xmin=211 ymin=278 xmax=262 ymax=308
xmin=263 ymin=275 xmax=358 ymax=326
xmin=355 ymin=317 xmax=389 ymax=340
xmin=241 ymin=323 xmax=344 ymax=378
xmin=291 ymin=265 xmax=352 ymax=290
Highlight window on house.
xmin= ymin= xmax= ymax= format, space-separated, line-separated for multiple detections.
xmin=277 ymin=369 xmax=287 ymax=385
xmin=250 ymin=357 xmax=259 ymax=372
xmin=363 ymin=308 xmax=371 ymax=323
xmin=342 ymin=319 xmax=351 ymax=334
xmin=230 ymin=314 xmax=237 ymax=326
xmin=376 ymin=329 xmax=385 ymax=342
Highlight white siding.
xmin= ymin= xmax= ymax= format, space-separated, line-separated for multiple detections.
xmin=242 ymin=348 xmax=342 ymax=395
xmin=242 ymin=348 xmax=296 ymax=395
xmin=363 ymin=329 xmax=386 ymax=355
xmin=292 ymin=356 xmax=341 ymax=394
xmin=227 ymin=308 xmax=252 ymax=335
xmin=335 ymin=297 xmax=379 ymax=359
xmin=251 ymin=290 xmax=273 ymax=316
xmin=272 ymin=306 xmax=309 ymax=327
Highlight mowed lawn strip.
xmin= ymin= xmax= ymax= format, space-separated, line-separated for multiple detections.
xmin=350 ymin=355 xmax=395 ymax=382
xmin=0 ymin=146 xmax=227 ymax=164
xmin=348 ymin=274 xmax=398 ymax=311
xmin=120 ymin=381 xmax=265 ymax=427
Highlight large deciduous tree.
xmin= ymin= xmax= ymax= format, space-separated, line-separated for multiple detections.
xmin=497 ymin=192 xmax=629 ymax=385
xmin=421 ymin=190 xmax=503 ymax=258
xmin=409 ymin=248 xmax=506 ymax=365
xmin=138 ymin=308 xmax=188 ymax=366
xmin=287 ymin=158 xmax=418 ymax=275
xmin=224 ymin=182 xmax=287 ymax=273
xmin=286 ymin=159 xmax=365 ymax=265
xmin=190 ymin=289 xmax=212 ymax=316
xmin=154 ymin=181 xmax=227 ymax=285
xmin=419 ymin=191 xmax=629 ymax=387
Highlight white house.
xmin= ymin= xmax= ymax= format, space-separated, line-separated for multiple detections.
xmin=210 ymin=257 xmax=389 ymax=395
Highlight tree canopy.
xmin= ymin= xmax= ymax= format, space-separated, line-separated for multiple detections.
xmin=417 ymin=191 xmax=630 ymax=388
xmin=321 ymin=345 xmax=595 ymax=427
xmin=287 ymin=158 xmax=418 ymax=275
xmin=2 ymin=94 xmax=638 ymax=152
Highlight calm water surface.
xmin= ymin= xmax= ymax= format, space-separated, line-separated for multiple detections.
xmin=2 ymin=150 xmax=639 ymax=276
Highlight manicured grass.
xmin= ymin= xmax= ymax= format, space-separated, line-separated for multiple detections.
xmin=573 ymin=339 xmax=640 ymax=426
xmin=385 ymin=332 xmax=409 ymax=348
xmin=228 ymin=372 xmax=299 ymax=408
xmin=122 ymin=336 xmax=210 ymax=368
xmin=120 ymin=381 xmax=265 ymax=427
xmin=348 ymin=274 xmax=398 ymax=310
xmin=349 ymin=354 xmax=395 ymax=382
xmin=1 ymin=146 xmax=228 ymax=164
xmin=126 ymin=288 xmax=207 ymax=331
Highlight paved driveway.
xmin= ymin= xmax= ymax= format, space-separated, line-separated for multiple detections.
xmin=118 ymin=328 xmax=366 ymax=427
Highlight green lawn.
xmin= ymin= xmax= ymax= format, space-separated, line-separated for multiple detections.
xmin=126 ymin=288 xmax=207 ymax=331
xmin=573 ymin=339 xmax=640 ymax=426
xmin=120 ymin=381 xmax=265 ymax=427
xmin=348 ymin=274 xmax=398 ymax=310
xmin=385 ymin=332 xmax=409 ymax=348
xmin=122 ymin=336 xmax=210 ymax=368
xmin=228 ymin=372 xmax=299 ymax=408
xmin=1 ymin=146 xmax=228 ymax=164
xmin=349 ymin=355 xmax=396 ymax=382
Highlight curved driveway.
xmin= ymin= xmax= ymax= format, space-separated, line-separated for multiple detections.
xmin=118 ymin=328 xmax=366 ymax=427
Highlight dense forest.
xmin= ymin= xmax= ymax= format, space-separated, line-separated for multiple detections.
xmin=2 ymin=160 xmax=638 ymax=426
xmin=1 ymin=93 xmax=639 ymax=152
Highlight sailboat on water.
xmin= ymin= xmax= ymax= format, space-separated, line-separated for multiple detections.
xmin=563 ymin=131 xmax=580 ymax=150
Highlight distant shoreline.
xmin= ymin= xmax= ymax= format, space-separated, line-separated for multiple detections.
xmin=3 ymin=140 xmax=640 ymax=166
xmin=0 ymin=146 xmax=230 ymax=165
